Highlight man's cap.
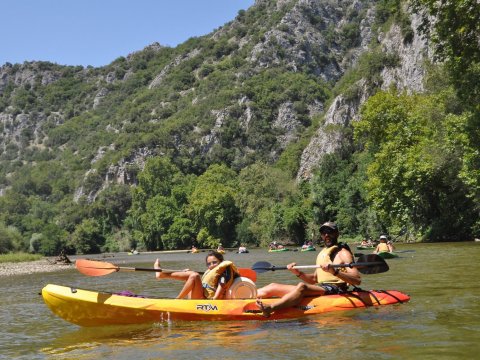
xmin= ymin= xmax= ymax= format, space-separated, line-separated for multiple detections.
xmin=379 ymin=235 xmax=387 ymax=240
xmin=319 ymin=222 xmax=338 ymax=232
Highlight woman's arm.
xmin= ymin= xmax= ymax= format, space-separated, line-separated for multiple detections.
xmin=212 ymin=266 xmax=236 ymax=300
xmin=212 ymin=281 xmax=227 ymax=300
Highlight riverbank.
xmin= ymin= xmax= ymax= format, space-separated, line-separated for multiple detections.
xmin=0 ymin=249 xmax=193 ymax=277
xmin=0 ymin=258 xmax=73 ymax=277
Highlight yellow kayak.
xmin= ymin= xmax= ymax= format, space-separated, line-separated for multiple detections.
xmin=42 ymin=284 xmax=410 ymax=327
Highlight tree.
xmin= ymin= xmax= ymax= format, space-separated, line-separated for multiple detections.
xmin=411 ymin=0 xmax=480 ymax=109
xmin=90 ymin=184 xmax=132 ymax=233
xmin=412 ymin=0 xmax=480 ymax=232
xmin=187 ymin=164 xmax=239 ymax=246
xmin=0 ymin=223 xmax=24 ymax=253
xmin=69 ymin=218 xmax=104 ymax=254
xmin=126 ymin=157 xmax=189 ymax=250
xmin=236 ymin=162 xmax=309 ymax=245
xmin=162 ymin=217 xmax=195 ymax=249
xmin=354 ymin=90 xmax=476 ymax=240
xmin=138 ymin=195 xmax=177 ymax=250
xmin=38 ymin=224 xmax=68 ymax=256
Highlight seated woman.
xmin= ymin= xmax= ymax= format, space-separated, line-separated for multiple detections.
xmin=154 ymin=251 xmax=238 ymax=299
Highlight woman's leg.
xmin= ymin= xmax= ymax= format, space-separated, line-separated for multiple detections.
xmin=176 ymin=272 xmax=204 ymax=299
xmin=154 ymin=259 xmax=204 ymax=299
xmin=154 ymin=259 xmax=192 ymax=280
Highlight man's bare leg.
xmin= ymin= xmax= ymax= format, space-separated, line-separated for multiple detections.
xmin=256 ymin=283 xmax=326 ymax=317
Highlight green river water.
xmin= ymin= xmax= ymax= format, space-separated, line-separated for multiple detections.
xmin=1 ymin=242 xmax=479 ymax=359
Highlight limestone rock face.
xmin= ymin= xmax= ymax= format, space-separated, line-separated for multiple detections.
xmin=297 ymin=7 xmax=431 ymax=180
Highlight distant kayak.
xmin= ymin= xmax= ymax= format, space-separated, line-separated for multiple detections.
xmin=357 ymin=246 xmax=375 ymax=250
xmin=300 ymin=246 xmax=316 ymax=252
xmin=376 ymin=251 xmax=399 ymax=259
xmin=268 ymin=248 xmax=289 ymax=252
xmin=42 ymin=284 xmax=410 ymax=326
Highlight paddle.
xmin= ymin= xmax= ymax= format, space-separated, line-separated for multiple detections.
xmin=76 ymin=259 xmax=257 ymax=282
xmin=252 ymin=254 xmax=389 ymax=275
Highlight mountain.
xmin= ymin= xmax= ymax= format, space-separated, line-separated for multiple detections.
xmin=0 ymin=0 xmax=426 ymax=193
xmin=1 ymin=0 xmax=476 ymax=254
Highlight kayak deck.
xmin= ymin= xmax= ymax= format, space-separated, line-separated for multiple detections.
xmin=268 ymin=248 xmax=289 ymax=252
xmin=377 ymin=252 xmax=399 ymax=259
xmin=42 ymin=284 xmax=410 ymax=327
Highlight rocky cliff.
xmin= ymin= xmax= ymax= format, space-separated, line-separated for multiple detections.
xmin=298 ymin=10 xmax=432 ymax=180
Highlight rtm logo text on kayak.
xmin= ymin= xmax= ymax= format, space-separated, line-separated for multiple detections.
xmin=196 ymin=304 xmax=218 ymax=312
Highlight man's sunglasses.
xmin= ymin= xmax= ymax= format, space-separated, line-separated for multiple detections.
xmin=320 ymin=228 xmax=335 ymax=235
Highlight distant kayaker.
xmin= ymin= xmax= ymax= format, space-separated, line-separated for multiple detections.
xmin=238 ymin=245 xmax=248 ymax=253
xmin=374 ymin=235 xmax=393 ymax=253
xmin=154 ymin=251 xmax=239 ymax=300
xmin=360 ymin=239 xmax=369 ymax=247
xmin=256 ymin=222 xmax=361 ymax=317
xmin=217 ymin=243 xmax=225 ymax=254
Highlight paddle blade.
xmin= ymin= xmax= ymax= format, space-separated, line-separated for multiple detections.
xmin=251 ymin=261 xmax=274 ymax=273
xmin=76 ymin=259 xmax=119 ymax=277
xmin=354 ymin=254 xmax=389 ymax=274
xmin=238 ymin=268 xmax=257 ymax=282
xmin=251 ymin=261 xmax=289 ymax=273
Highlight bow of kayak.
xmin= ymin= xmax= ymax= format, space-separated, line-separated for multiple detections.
xmin=42 ymin=284 xmax=410 ymax=327
xmin=377 ymin=252 xmax=399 ymax=259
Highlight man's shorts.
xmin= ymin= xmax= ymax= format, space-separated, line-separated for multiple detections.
xmin=319 ymin=283 xmax=348 ymax=295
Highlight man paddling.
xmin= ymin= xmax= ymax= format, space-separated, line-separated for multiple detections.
xmin=256 ymin=222 xmax=361 ymax=317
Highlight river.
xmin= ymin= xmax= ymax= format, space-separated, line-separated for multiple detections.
xmin=1 ymin=242 xmax=479 ymax=359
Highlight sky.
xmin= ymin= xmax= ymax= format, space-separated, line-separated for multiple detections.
xmin=1 ymin=0 xmax=255 ymax=67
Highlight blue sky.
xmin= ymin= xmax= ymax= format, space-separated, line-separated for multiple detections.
xmin=1 ymin=0 xmax=255 ymax=67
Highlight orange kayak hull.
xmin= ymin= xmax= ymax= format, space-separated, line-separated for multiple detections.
xmin=42 ymin=284 xmax=410 ymax=327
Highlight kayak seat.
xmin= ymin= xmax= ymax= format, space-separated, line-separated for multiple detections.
xmin=226 ymin=277 xmax=257 ymax=299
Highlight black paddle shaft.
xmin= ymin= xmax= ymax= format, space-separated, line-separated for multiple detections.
xmin=252 ymin=254 xmax=389 ymax=275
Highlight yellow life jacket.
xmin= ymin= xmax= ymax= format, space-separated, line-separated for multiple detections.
xmin=315 ymin=245 xmax=346 ymax=285
xmin=377 ymin=243 xmax=389 ymax=252
xmin=201 ymin=260 xmax=239 ymax=299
